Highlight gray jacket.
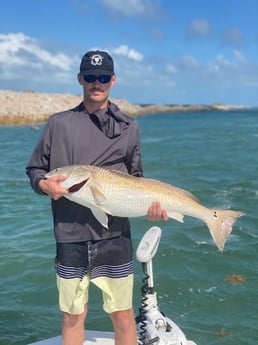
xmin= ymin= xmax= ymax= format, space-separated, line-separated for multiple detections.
xmin=26 ymin=101 xmax=143 ymax=242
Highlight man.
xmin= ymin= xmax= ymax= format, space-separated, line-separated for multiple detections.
xmin=26 ymin=50 xmax=168 ymax=345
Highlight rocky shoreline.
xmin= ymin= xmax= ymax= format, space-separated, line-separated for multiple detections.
xmin=0 ymin=90 xmax=249 ymax=125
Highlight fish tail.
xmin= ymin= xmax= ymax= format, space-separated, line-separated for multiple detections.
xmin=206 ymin=209 xmax=245 ymax=251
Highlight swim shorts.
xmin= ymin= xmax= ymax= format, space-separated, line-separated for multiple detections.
xmin=55 ymin=235 xmax=134 ymax=314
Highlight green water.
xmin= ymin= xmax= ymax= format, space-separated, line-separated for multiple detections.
xmin=0 ymin=109 xmax=257 ymax=345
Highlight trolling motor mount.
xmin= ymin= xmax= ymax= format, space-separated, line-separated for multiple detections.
xmin=136 ymin=226 xmax=197 ymax=345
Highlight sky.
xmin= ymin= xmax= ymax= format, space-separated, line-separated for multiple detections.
xmin=0 ymin=0 xmax=257 ymax=106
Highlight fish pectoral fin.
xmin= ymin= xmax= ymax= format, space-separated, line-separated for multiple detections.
xmin=90 ymin=186 xmax=107 ymax=204
xmin=89 ymin=186 xmax=114 ymax=216
xmin=167 ymin=211 xmax=184 ymax=223
xmin=90 ymin=207 xmax=109 ymax=229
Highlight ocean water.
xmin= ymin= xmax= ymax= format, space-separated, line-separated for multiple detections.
xmin=0 ymin=109 xmax=257 ymax=345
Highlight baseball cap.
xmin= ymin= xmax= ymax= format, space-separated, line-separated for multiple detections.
xmin=80 ymin=50 xmax=114 ymax=76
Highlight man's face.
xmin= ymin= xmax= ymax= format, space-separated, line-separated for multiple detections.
xmin=79 ymin=74 xmax=116 ymax=104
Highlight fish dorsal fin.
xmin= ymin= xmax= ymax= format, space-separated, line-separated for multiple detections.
xmin=172 ymin=186 xmax=199 ymax=203
xmin=184 ymin=190 xmax=199 ymax=202
xmin=110 ymin=169 xmax=135 ymax=180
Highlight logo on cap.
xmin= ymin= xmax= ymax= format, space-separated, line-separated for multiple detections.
xmin=90 ymin=54 xmax=103 ymax=66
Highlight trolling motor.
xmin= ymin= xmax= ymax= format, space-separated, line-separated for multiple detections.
xmin=136 ymin=226 xmax=197 ymax=345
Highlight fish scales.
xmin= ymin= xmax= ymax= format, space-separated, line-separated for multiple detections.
xmin=89 ymin=166 xmax=204 ymax=217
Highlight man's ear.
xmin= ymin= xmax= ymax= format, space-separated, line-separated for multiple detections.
xmin=111 ymin=75 xmax=116 ymax=86
xmin=77 ymin=73 xmax=83 ymax=85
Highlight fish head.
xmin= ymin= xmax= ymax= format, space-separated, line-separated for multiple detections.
xmin=46 ymin=165 xmax=92 ymax=193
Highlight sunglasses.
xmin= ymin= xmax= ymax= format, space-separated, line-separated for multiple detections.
xmin=83 ymin=75 xmax=112 ymax=84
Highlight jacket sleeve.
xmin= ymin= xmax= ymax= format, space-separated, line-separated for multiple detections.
xmin=126 ymin=121 xmax=143 ymax=177
xmin=25 ymin=121 xmax=51 ymax=195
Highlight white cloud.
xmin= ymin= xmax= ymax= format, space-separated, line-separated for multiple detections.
xmin=214 ymin=54 xmax=230 ymax=66
xmin=222 ymin=27 xmax=245 ymax=45
xmin=164 ymin=63 xmax=177 ymax=74
xmin=233 ymin=49 xmax=248 ymax=63
xmin=100 ymin=0 xmax=162 ymax=18
xmin=0 ymin=32 xmax=28 ymax=65
xmin=177 ymin=55 xmax=199 ymax=70
xmin=0 ymin=32 xmax=78 ymax=89
xmin=101 ymin=0 xmax=145 ymax=15
xmin=187 ymin=18 xmax=211 ymax=37
xmin=0 ymin=33 xmax=72 ymax=70
xmin=112 ymin=45 xmax=143 ymax=61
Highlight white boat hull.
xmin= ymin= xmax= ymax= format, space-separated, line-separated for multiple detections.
xmin=29 ymin=330 xmax=114 ymax=345
xmin=29 ymin=329 xmax=197 ymax=345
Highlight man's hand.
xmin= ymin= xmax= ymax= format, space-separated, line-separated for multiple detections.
xmin=147 ymin=202 xmax=169 ymax=222
xmin=39 ymin=175 xmax=68 ymax=200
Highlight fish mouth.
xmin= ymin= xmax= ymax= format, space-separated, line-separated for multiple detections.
xmin=68 ymin=179 xmax=88 ymax=193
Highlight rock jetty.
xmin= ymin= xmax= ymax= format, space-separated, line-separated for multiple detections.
xmin=0 ymin=90 xmax=248 ymax=125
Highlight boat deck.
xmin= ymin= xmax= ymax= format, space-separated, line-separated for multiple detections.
xmin=29 ymin=330 xmax=114 ymax=345
xmin=29 ymin=329 xmax=197 ymax=345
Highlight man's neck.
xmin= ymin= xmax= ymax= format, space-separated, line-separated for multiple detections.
xmin=83 ymin=100 xmax=109 ymax=114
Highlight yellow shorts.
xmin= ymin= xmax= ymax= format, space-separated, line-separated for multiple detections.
xmin=55 ymin=236 xmax=134 ymax=315
xmin=57 ymin=273 xmax=134 ymax=314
